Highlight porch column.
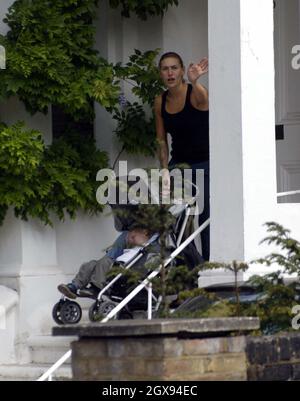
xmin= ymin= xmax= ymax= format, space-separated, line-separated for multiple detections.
xmin=0 ymin=210 xmax=65 ymax=363
xmin=208 ymin=0 xmax=277 ymax=264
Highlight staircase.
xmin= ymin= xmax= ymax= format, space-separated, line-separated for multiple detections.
xmin=0 ymin=296 xmax=94 ymax=381
xmin=0 ymin=335 xmax=76 ymax=381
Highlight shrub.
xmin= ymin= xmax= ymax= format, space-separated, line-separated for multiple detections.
xmin=0 ymin=122 xmax=108 ymax=225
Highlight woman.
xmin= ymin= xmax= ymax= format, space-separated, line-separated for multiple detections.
xmin=154 ymin=52 xmax=210 ymax=261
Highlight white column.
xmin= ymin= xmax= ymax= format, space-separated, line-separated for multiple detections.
xmin=0 ymin=210 xmax=64 ymax=362
xmin=208 ymin=0 xmax=277 ymax=264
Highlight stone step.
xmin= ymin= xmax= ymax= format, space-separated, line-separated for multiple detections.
xmin=0 ymin=363 xmax=72 ymax=381
xmin=28 ymin=335 xmax=76 ymax=365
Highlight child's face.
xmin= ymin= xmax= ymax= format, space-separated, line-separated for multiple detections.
xmin=127 ymin=229 xmax=149 ymax=246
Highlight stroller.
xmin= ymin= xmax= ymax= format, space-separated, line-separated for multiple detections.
xmin=52 ymin=175 xmax=205 ymax=325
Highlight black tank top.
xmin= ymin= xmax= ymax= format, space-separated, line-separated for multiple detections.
xmin=161 ymin=84 xmax=209 ymax=164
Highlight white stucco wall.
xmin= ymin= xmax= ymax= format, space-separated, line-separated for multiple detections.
xmin=163 ymin=0 xmax=209 ymax=89
xmin=54 ymin=210 xmax=116 ymax=275
xmin=94 ymin=1 xmax=123 ymax=164
xmin=276 ymin=204 xmax=300 ymax=239
xmin=0 ymin=285 xmax=18 ymax=363
xmin=0 ymin=0 xmax=14 ymax=35
xmin=0 ymin=209 xmax=22 ymax=273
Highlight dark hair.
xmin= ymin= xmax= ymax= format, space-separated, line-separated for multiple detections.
xmin=159 ymin=52 xmax=184 ymax=69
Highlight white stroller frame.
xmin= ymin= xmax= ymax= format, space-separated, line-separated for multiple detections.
xmin=100 ymin=215 xmax=210 ymax=322
xmin=91 ymin=197 xmax=208 ymax=322
xmin=52 ymin=202 xmax=205 ymax=325
xmin=92 ymin=175 xmax=205 ymax=320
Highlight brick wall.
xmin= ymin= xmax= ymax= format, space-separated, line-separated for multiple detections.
xmin=53 ymin=318 xmax=265 ymax=381
xmin=246 ymin=333 xmax=300 ymax=381
xmin=71 ymin=336 xmax=247 ymax=381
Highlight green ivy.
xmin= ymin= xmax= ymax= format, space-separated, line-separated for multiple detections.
xmin=110 ymin=49 xmax=164 ymax=160
xmin=0 ymin=1 xmax=172 ymax=120
xmin=92 ymin=63 xmax=121 ymax=112
xmin=113 ymin=103 xmax=156 ymax=157
xmin=0 ymin=1 xmax=165 ymax=157
xmin=114 ymin=48 xmax=163 ymax=106
xmin=0 ymin=121 xmax=44 ymax=180
xmin=0 ymin=123 xmax=108 ymax=225
xmin=93 ymin=48 xmax=164 ymax=160
xmin=0 ymin=0 xmax=176 ymax=224
xmin=0 ymin=0 xmax=101 ymax=120
xmin=0 ymin=1 xmax=176 ymax=226
xmin=109 ymin=0 xmax=179 ymax=20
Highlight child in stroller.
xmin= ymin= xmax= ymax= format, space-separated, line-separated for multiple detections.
xmin=53 ymin=225 xmax=160 ymax=324
xmin=57 ymin=227 xmax=153 ymax=300
xmin=53 ymin=175 xmax=205 ymax=325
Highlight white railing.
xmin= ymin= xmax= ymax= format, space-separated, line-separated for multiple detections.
xmin=37 ymin=350 xmax=71 ymax=382
xmin=277 ymin=190 xmax=300 ymax=198
xmin=37 ymin=218 xmax=210 ymax=381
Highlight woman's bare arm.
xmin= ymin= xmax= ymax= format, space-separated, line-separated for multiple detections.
xmin=187 ymin=57 xmax=209 ymax=108
xmin=154 ymin=95 xmax=169 ymax=169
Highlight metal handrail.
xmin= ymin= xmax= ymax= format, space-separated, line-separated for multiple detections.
xmin=277 ymin=190 xmax=300 ymax=198
xmin=37 ymin=350 xmax=71 ymax=381
xmin=37 ymin=218 xmax=210 ymax=381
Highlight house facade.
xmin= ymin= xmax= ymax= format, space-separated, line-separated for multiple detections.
xmin=0 ymin=0 xmax=299 ymax=368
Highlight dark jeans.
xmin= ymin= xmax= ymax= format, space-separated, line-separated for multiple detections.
xmin=72 ymin=231 xmax=158 ymax=289
xmin=169 ymin=160 xmax=210 ymax=261
xmin=106 ymin=231 xmax=128 ymax=260
xmin=72 ymin=231 xmax=129 ymax=289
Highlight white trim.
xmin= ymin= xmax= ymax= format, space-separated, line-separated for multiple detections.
xmin=277 ymin=190 xmax=300 ymax=197
xmin=280 ymin=112 xmax=300 ymax=125
xmin=275 ymin=0 xmax=300 ymax=125
xmin=278 ymin=161 xmax=300 ymax=202
xmin=275 ymin=0 xmax=288 ymax=124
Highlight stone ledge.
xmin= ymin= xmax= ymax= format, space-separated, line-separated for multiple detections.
xmin=53 ymin=317 xmax=259 ymax=338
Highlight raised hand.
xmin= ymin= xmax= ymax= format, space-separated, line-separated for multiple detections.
xmin=187 ymin=57 xmax=208 ymax=84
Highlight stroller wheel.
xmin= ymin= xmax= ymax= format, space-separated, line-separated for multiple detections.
xmin=89 ymin=300 xmax=118 ymax=322
xmin=60 ymin=301 xmax=82 ymax=324
xmin=52 ymin=301 xmax=65 ymax=325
